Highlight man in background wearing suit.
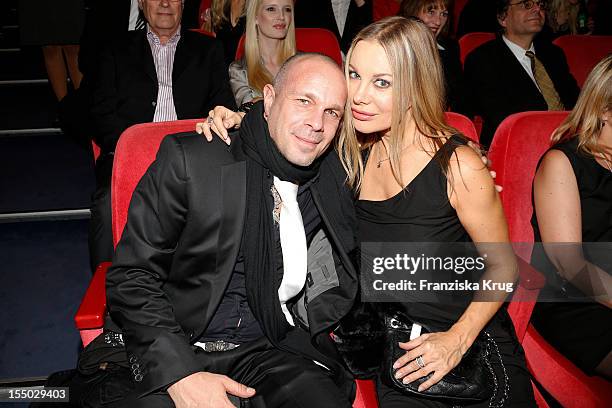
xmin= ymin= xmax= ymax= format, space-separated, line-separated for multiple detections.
xmin=294 ymin=0 xmax=372 ymax=54
xmin=88 ymin=0 xmax=236 ymax=271
xmin=464 ymin=0 xmax=579 ymax=146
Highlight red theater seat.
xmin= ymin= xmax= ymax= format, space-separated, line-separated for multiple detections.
xmin=445 ymin=111 xmax=478 ymax=142
xmin=489 ymin=111 xmax=612 ymax=407
xmin=452 ymin=0 xmax=469 ymax=37
xmin=553 ymin=35 xmax=612 ymax=88
xmin=458 ymin=32 xmax=495 ymax=67
xmin=235 ymin=28 xmax=343 ymax=66
xmin=75 ymin=120 xmax=203 ymax=347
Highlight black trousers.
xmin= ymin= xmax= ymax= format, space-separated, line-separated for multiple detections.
xmin=375 ymin=312 xmax=537 ymax=408
xmin=89 ymin=153 xmax=114 ymax=272
xmin=105 ymin=336 xmax=354 ymax=408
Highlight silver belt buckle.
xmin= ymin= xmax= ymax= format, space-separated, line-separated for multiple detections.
xmin=201 ymin=340 xmax=240 ymax=352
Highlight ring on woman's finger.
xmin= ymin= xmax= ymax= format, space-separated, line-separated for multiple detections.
xmin=207 ymin=116 xmax=213 ymax=124
xmin=416 ymin=355 xmax=425 ymax=368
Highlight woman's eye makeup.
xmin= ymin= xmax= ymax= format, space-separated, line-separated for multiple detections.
xmin=374 ymin=78 xmax=391 ymax=88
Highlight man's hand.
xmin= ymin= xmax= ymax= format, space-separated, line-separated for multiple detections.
xmin=167 ymin=371 xmax=255 ymax=408
xmin=467 ymin=140 xmax=502 ymax=192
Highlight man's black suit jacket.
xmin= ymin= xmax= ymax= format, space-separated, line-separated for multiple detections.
xmin=106 ymin=132 xmax=359 ymax=396
xmin=90 ymin=29 xmax=236 ymax=154
xmin=294 ymin=0 xmax=373 ymax=53
xmin=464 ymin=37 xmax=579 ymax=146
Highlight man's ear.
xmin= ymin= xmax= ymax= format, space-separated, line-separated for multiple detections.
xmin=497 ymin=13 xmax=508 ymax=30
xmin=262 ymin=84 xmax=276 ymax=120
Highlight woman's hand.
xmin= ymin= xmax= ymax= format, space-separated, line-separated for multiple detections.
xmin=195 ymin=106 xmax=245 ymax=145
xmin=392 ymin=329 xmax=468 ymax=392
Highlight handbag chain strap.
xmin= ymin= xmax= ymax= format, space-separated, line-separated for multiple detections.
xmin=482 ymin=331 xmax=510 ymax=408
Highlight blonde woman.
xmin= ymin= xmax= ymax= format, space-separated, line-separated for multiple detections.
xmin=195 ymin=17 xmax=534 ymax=406
xmin=337 ymin=16 xmax=532 ymax=407
xmin=228 ymin=0 xmax=296 ymax=106
xmin=210 ymin=0 xmax=247 ymax=68
xmin=531 ymin=55 xmax=612 ymax=380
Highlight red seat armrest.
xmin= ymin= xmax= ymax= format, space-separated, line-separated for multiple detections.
xmin=517 ymin=257 xmax=546 ymax=290
xmin=74 ymin=261 xmax=109 ymax=329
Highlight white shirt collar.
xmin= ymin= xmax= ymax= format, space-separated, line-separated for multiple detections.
xmin=502 ymin=35 xmax=535 ymax=61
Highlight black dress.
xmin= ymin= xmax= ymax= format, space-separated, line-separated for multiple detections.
xmin=215 ymin=16 xmax=246 ymax=68
xmin=531 ymin=138 xmax=612 ymax=375
xmin=18 ymin=0 xmax=85 ymax=46
xmin=356 ymin=135 xmax=535 ymax=408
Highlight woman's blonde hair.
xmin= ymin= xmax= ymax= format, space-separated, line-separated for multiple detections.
xmin=547 ymin=0 xmax=580 ymax=34
xmin=210 ymin=0 xmax=244 ymax=33
xmin=244 ymin=0 xmax=297 ymax=96
xmin=337 ymin=16 xmax=458 ymax=191
xmin=551 ymin=55 xmax=612 ymax=156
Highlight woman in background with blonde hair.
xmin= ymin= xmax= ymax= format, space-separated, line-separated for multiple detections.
xmin=210 ymin=0 xmax=247 ymax=68
xmin=531 ymin=55 xmax=612 ymax=380
xmin=229 ymin=0 xmax=296 ymax=106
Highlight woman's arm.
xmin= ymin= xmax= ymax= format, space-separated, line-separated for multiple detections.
xmin=394 ymin=145 xmax=515 ymax=390
xmin=534 ymin=149 xmax=612 ymax=306
xmin=229 ymin=60 xmax=258 ymax=106
xmin=195 ymin=106 xmax=245 ymax=143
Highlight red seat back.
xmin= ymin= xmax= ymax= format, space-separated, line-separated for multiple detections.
xmin=373 ymin=0 xmax=400 ymax=21
xmin=458 ymin=32 xmax=495 ymax=67
xmin=553 ymin=35 xmax=612 ymax=88
xmin=235 ymin=28 xmax=343 ymax=66
xmin=488 ymin=111 xmax=569 ymax=258
xmin=445 ymin=111 xmax=478 ymax=143
xmin=452 ymin=0 xmax=470 ymax=37
xmin=92 ymin=140 xmax=101 ymax=161
xmin=111 ymin=120 xmax=202 ymax=246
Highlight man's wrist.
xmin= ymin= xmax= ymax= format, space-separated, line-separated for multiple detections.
xmin=238 ymin=101 xmax=255 ymax=113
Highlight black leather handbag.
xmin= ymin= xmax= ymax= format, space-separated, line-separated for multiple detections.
xmin=382 ymin=311 xmax=509 ymax=405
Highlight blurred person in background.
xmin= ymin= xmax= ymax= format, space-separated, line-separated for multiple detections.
xmin=210 ymin=0 xmax=247 ymax=68
xmin=398 ymin=0 xmax=471 ymax=115
xmin=294 ymin=0 xmax=373 ymax=54
xmin=531 ymin=55 xmax=612 ymax=380
xmin=18 ymin=0 xmax=85 ymax=102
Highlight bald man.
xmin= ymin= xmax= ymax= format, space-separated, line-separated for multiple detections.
xmin=88 ymin=53 xmax=358 ymax=408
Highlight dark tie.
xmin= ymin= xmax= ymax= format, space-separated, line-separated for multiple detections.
xmin=525 ymin=50 xmax=564 ymax=111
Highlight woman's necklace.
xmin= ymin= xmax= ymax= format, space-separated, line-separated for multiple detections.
xmin=598 ymin=152 xmax=612 ymax=172
xmin=376 ymin=144 xmax=411 ymax=168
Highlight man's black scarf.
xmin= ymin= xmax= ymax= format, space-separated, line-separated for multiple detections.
xmin=240 ymin=101 xmax=320 ymax=344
